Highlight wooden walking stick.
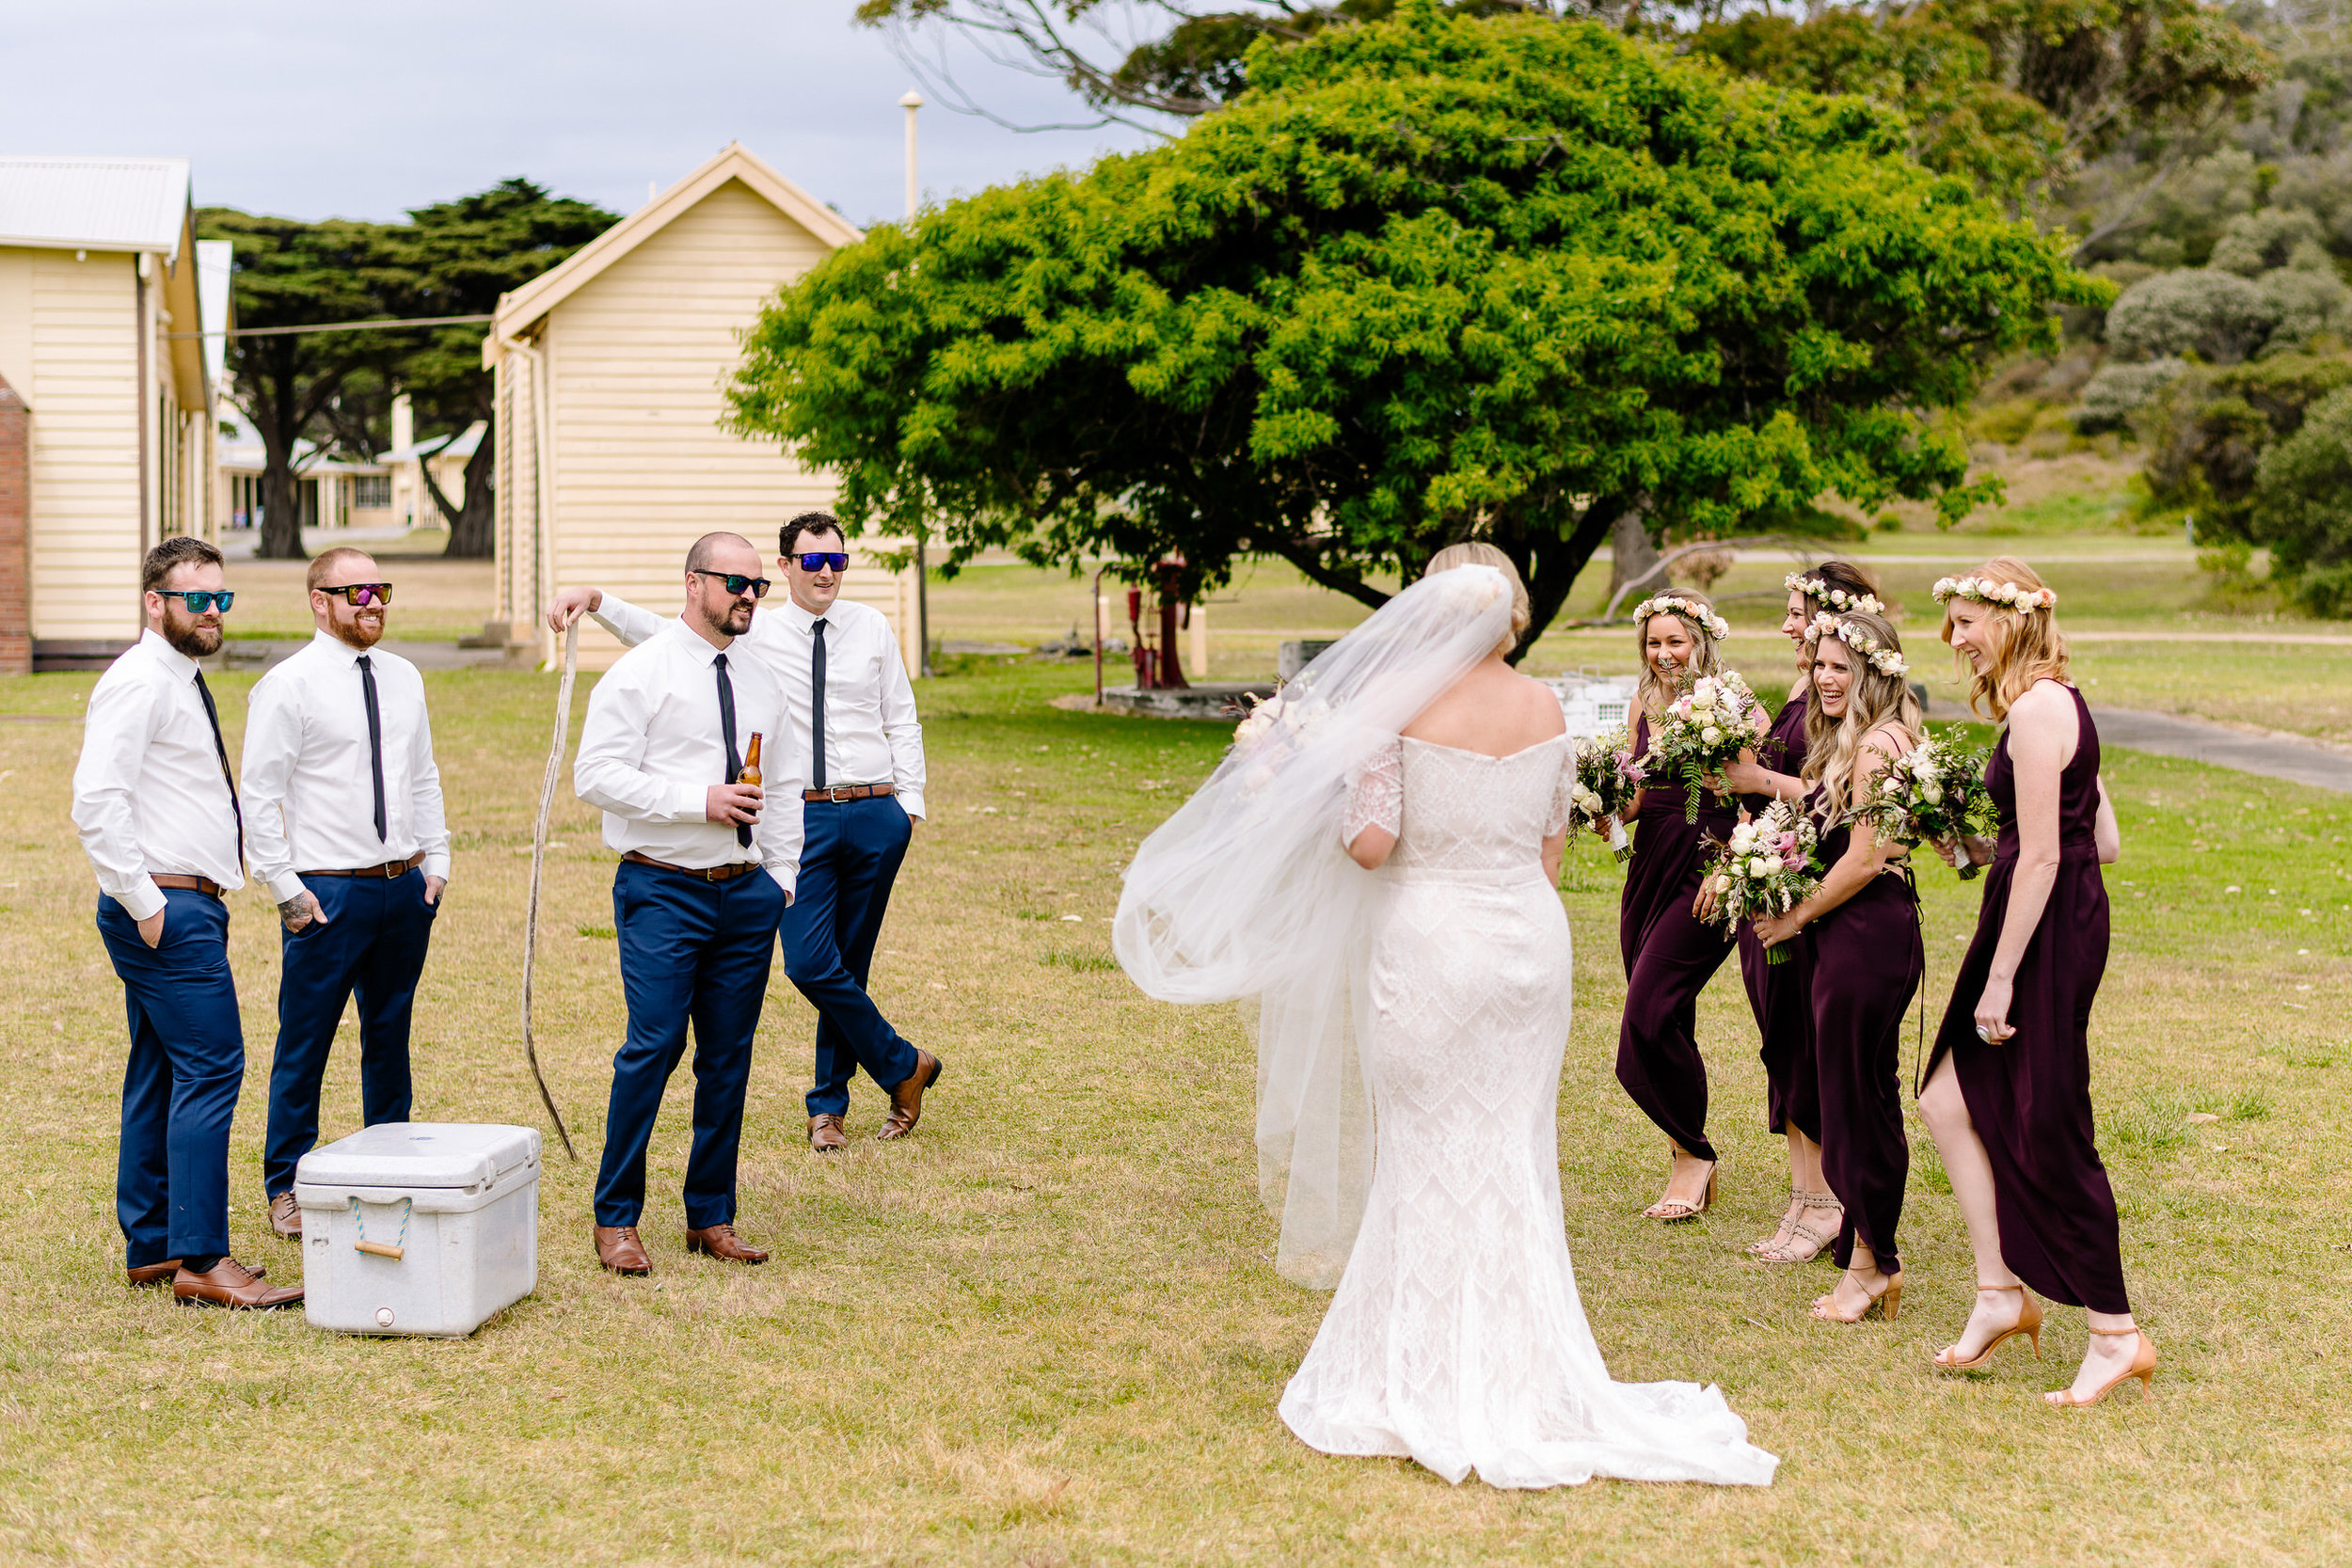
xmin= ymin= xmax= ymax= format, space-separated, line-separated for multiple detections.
xmin=521 ymin=618 xmax=580 ymax=1160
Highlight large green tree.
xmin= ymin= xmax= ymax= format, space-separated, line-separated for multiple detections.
xmin=194 ymin=212 xmax=405 ymax=559
xmin=382 ymin=181 xmax=617 ymax=558
xmin=731 ymin=6 xmax=2103 ymax=650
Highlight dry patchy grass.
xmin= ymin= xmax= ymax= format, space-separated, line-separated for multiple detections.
xmin=0 ymin=662 xmax=2346 ymax=1566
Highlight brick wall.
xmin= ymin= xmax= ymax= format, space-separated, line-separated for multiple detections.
xmin=0 ymin=374 xmax=26 ymax=676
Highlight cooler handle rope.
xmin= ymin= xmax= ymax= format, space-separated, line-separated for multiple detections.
xmin=352 ymin=1196 xmax=413 ymax=1260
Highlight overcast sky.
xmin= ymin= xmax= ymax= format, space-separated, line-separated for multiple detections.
xmin=2 ymin=0 xmax=1162 ymax=228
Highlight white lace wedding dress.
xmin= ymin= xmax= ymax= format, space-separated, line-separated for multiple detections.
xmin=1278 ymin=734 xmax=1779 ymax=1489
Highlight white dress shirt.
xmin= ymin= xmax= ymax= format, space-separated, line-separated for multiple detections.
xmin=593 ymin=591 xmax=926 ymax=817
xmin=71 ymin=629 xmax=247 ymax=920
xmin=574 ymin=616 xmax=803 ymax=895
xmin=239 ymin=629 xmax=453 ymax=904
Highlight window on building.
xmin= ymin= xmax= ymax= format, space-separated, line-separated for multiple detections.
xmin=351 ymin=474 xmax=392 ymax=510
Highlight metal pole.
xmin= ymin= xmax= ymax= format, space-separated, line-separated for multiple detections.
xmin=901 ymin=88 xmax=932 ymax=678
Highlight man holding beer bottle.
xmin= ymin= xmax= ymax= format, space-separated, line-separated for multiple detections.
xmin=572 ymin=533 xmax=803 ymax=1275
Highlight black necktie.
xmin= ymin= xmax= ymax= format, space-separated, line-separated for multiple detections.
xmin=715 ymin=652 xmax=750 ymax=848
xmin=357 ymin=655 xmax=388 ymax=844
xmin=809 ymin=618 xmax=828 ymax=791
xmin=192 ymin=669 xmax=245 ymax=869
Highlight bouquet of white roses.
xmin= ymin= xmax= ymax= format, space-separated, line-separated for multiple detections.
xmin=1645 ymin=670 xmax=1769 ymax=823
xmin=1702 ymin=800 xmax=1822 ymax=964
xmin=1569 ymin=725 xmax=1647 ymax=862
xmin=1864 ymin=727 xmax=1996 ymax=879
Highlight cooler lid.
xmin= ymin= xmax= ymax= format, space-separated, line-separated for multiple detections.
xmin=294 ymin=1122 xmax=541 ymax=1190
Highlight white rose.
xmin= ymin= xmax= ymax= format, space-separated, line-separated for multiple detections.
xmin=1747 ymin=857 xmax=1773 ymax=879
xmin=1921 ymin=779 xmax=1944 ymax=805
xmin=1701 ymin=726 xmax=1722 ymax=746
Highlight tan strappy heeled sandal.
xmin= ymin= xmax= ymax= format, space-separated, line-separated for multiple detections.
xmin=2045 ymin=1325 xmax=2157 ymax=1407
xmin=1934 ymin=1283 xmax=2043 ymax=1371
xmin=1644 ymin=1161 xmax=1717 ymax=1222
xmin=1756 ymin=1189 xmax=1842 ymax=1263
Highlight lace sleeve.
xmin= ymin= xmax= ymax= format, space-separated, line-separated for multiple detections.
xmin=1343 ymin=739 xmax=1404 ymax=847
xmin=1546 ymin=749 xmax=1576 ymax=837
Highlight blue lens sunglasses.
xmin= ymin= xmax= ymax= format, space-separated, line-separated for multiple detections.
xmin=795 ymin=552 xmax=850 ymax=573
xmin=157 ymin=589 xmax=235 ymax=613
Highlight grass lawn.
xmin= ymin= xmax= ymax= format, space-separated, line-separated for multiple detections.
xmin=1 ymin=657 xmax=2347 ymax=1565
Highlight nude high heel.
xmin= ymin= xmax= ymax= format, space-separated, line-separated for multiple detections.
xmin=2045 ymin=1326 xmax=2157 ymax=1407
xmin=1933 ymin=1284 xmax=2044 ymax=1372
xmin=1645 ymin=1159 xmax=1716 ymax=1222
xmin=1810 ymin=1268 xmax=1901 ymax=1323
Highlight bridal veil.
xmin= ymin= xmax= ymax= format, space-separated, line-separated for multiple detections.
xmin=1114 ymin=565 xmax=1517 ymax=1287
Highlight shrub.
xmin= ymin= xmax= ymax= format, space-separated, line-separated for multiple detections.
xmin=2076 ymin=357 xmax=2187 ymax=431
xmin=2251 ymin=386 xmax=2352 ymax=616
xmin=2106 ymin=268 xmax=2279 ymax=363
xmin=2135 ymin=352 xmax=2352 ymax=535
xmin=2257 ymin=253 xmax=2352 ymax=350
xmin=2209 ymin=208 xmax=2328 ymax=277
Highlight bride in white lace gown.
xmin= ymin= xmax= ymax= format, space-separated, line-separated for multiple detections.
xmin=1117 ymin=548 xmax=1776 ymax=1491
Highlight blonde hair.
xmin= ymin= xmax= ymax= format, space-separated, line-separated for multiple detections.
xmin=1942 ymin=555 xmax=2069 ymax=721
xmin=1634 ymin=585 xmax=1725 ymax=715
xmin=1423 ymin=542 xmax=1531 ymax=656
xmin=1804 ymin=609 xmax=1921 ymax=819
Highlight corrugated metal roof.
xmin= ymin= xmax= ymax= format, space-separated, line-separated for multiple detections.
xmin=196 ymin=238 xmax=232 ymax=385
xmin=0 ymin=154 xmax=191 ymax=257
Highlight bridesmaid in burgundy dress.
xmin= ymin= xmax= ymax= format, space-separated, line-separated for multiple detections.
xmin=1918 ymin=558 xmax=2148 ymax=1407
xmin=1717 ymin=561 xmax=1885 ymax=1263
xmin=1614 ymin=590 xmax=1749 ymax=1221
xmin=1750 ymin=610 xmax=1921 ymax=1324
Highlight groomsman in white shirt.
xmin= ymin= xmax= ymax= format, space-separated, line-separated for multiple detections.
xmin=548 ymin=510 xmax=940 ymax=1156
xmin=572 ymin=533 xmax=803 ymax=1275
xmin=71 ymin=537 xmax=301 ymax=1308
xmin=240 ymin=546 xmax=452 ymax=1241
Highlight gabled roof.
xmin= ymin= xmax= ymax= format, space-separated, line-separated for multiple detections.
xmin=483 ymin=142 xmax=861 ymax=366
xmin=0 ymin=155 xmax=192 ymax=258
xmin=378 ymin=420 xmax=485 ymax=464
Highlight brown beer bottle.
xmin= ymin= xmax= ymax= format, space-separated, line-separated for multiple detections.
xmin=739 ymin=732 xmax=763 ymax=786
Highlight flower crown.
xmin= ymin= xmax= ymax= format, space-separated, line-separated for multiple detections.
xmin=1804 ymin=612 xmax=1910 ymax=678
xmin=1932 ymin=576 xmax=2056 ymax=611
xmin=1784 ymin=572 xmax=1885 ymax=617
xmin=1629 ymin=594 xmax=1732 ymax=641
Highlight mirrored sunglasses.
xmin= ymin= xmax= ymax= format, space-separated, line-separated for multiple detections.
xmin=795 ymin=552 xmax=850 ymax=574
xmin=322 ymin=582 xmax=393 ymax=607
xmin=693 ymin=570 xmax=771 ymax=598
xmin=158 ymin=589 xmax=235 ymax=613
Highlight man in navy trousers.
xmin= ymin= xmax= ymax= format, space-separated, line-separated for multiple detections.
xmin=573 ymin=532 xmax=803 ymax=1275
xmin=241 ymin=546 xmax=451 ymax=1240
xmin=72 ymin=536 xmax=300 ymax=1307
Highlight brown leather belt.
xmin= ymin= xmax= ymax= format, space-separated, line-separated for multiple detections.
xmin=301 ymin=852 xmax=425 ymax=879
xmin=803 ymin=782 xmax=896 ymax=803
xmin=151 ymin=874 xmax=226 ymax=899
xmin=622 ymin=850 xmax=762 ymax=883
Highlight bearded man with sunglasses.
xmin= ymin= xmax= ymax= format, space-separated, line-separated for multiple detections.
xmin=571 ymin=532 xmax=803 ymax=1275
xmin=239 ymin=547 xmax=452 ymax=1242
xmin=72 ymin=537 xmax=300 ymax=1307
xmin=548 ymin=509 xmax=937 ymax=1154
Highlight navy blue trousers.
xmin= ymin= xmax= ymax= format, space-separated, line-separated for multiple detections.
xmin=595 ymin=860 xmax=785 ymax=1228
xmin=96 ymin=890 xmax=244 ymax=1265
xmin=785 ymin=796 xmax=918 ymax=1118
xmin=262 ymin=868 xmax=437 ymax=1196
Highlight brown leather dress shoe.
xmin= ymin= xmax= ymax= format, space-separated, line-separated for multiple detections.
xmin=876 ymin=1050 xmax=944 ymax=1141
xmin=173 ymin=1258 xmax=303 ymax=1309
xmin=268 ymin=1190 xmax=303 ymax=1240
xmin=685 ymin=1223 xmax=769 ymax=1264
xmin=808 ymin=1113 xmax=848 ymax=1152
xmin=595 ymin=1224 xmax=652 ymax=1275
xmin=131 ymin=1259 xmax=265 ymax=1287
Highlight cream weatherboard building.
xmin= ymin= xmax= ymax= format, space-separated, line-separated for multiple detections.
xmin=0 ymin=155 xmax=225 ymax=673
xmin=483 ymin=142 xmax=918 ymax=670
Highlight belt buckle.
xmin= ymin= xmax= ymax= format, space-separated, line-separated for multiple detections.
xmin=830 ymin=785 xmax=854 ymax=802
